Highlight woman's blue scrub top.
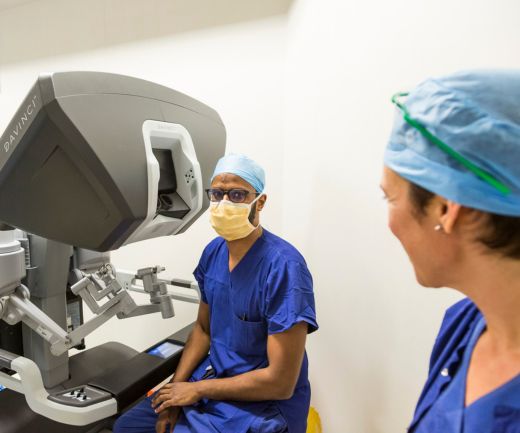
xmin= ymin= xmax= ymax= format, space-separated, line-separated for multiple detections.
xmin=410 ymin=299 xmax=520 ymax=433
xmin=184 ymin=229 xmax=318 ymax=433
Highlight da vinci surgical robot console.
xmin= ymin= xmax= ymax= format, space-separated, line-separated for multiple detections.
xmin=0 ymin=72 xmax=226 ymax=432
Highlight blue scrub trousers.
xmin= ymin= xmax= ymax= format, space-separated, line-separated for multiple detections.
xmin=113 ymin=396 xmax=289 ymax=433
xmin=113 ymin=396 xmax=189 ymax=433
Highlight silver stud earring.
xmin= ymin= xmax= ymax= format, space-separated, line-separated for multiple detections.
xmin=434 ymin=224 xmax=444 ymax=232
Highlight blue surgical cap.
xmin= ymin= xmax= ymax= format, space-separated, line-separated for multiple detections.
xmin=211 ymin=153 xmax=265 ymax=192
xmin=385 ymin=70 xmax=520 ymax=216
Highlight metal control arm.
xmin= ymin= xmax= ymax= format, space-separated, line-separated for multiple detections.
xmin=117 ymin=267 xmax=200 ymax=305
xmin=1 ymin=261 xmax=199 ymax=357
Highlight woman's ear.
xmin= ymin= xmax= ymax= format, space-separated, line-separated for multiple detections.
xmin=439 ymin=200 xmax=462 ymax=234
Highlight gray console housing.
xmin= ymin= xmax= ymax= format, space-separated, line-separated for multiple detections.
xmin=0 ymin=72 xmax=226 ymax=251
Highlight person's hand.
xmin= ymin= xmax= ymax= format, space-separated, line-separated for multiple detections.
xmin=155 ymin=406 xmax=181 ymax=433
xmin=152 ymin=382 xmax=202 ymax=413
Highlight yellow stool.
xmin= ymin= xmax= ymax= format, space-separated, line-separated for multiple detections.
xmin=307 ymin=406 xmax=322 ymax=433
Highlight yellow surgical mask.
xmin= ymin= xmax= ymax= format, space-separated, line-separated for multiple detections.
xmin=209 ymin=194 xmax=264 ymax=241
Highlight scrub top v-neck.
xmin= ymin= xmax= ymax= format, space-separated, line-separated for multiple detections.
xmin=415 ymin=315 xmax=520 ymax=433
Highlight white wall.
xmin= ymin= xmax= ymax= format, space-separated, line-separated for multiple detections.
xmin=1 ymin=1 xmax=520 ymax=432
xmin=284 ymin=0 xmax=520 ymax=432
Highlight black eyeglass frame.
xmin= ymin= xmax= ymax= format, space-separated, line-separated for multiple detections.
xmin=205 ymin=188 xmax=260 ymax=203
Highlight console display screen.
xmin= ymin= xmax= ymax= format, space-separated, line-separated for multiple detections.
xmin=147 ymin=341 xmax=183 ymax=359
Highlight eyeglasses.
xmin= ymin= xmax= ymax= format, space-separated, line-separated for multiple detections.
xmin=206 ymin=188 xmax=258 ymax=203
xmin=391 ymin=92 xmax=510 ymax=195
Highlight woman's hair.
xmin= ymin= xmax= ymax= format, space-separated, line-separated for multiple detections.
xmin=408 ymin=182 xmax=520 ymax=259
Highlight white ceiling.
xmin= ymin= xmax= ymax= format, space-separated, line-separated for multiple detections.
xmin=0 ymin=0 xmax=39 ymax=11
xmin=0 ymin=0 xmax=294 ymax=64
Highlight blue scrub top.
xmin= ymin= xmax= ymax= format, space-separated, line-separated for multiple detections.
xmin=410 ymin=299 xmax=520 ymax=433
xmin=185 ymin=229 xmax=318 ymax=433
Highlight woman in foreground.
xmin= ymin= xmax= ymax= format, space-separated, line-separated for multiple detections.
xmin=382 ymin=70 xmax=520 ymax=432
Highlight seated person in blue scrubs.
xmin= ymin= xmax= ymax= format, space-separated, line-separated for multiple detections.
xmin=381 ymin=70 xmax=520 ymax=433
xmin=114 ymin=153 xmax=318 ymax=433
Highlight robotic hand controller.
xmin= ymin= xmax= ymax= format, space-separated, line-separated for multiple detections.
xmin=0 ymin=72 xmax=225 ymax=431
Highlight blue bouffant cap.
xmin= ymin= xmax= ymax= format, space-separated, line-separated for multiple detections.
xmin=385 ymin=70 xmax=520 ymax=216
xmin=211 ymin=153 xmax=265 ymax=192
